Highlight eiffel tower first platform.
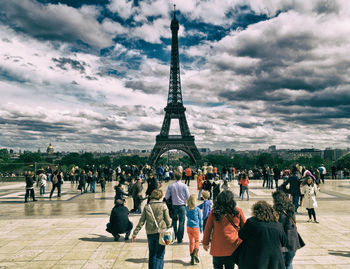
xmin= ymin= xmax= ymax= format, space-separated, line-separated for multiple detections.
xmin=148 ymin=7 xmax=201 ymax=165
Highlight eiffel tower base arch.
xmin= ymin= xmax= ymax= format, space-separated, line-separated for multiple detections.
xmin=149 ymin=135 xmax=201 ymax=165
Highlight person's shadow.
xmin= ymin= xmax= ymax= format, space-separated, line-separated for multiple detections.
xmin=328 ymin=250 xmax=350 ymax=258
xmin=125 ymin=258 xmax=193 ymax=266
xmin=79 ymin=234 xmax=148 ymax=243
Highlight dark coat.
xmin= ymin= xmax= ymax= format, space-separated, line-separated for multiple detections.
xmin=109 ymin=204 xmax=132 ymax=234
xmin=132 ymin=182 xmax=143 ymax=199
xmin=25 ymin=176 xmax=34 ymax=189
xmin=202 ymin=180 xmax=212 ymax=192
xmin=145 ymin=176 xmax=158 ymax=196
xmin=238 ymin=217 xmax=287 ymax=269
xmin=283 ymin=175 xmax=301 ymax=196
xmin=278 ymin=213 xmax=301 ymax=252
xmin=114 ymin=187 xmax=128 ymax=204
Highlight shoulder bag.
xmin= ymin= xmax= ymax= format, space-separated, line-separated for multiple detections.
xmin=225 ymin=214 xmax=243 ymax=264
xmin=282 ymin=210 xmax=305 ymax=248
xmin=148 ymin=204 xmax=174 ymax=246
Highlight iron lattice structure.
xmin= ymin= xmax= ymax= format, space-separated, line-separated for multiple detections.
xmin=149 ymin=8 xmax=201 ymax=165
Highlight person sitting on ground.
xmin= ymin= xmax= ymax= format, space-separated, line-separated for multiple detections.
xmin=106 ymin=199 xmax=133 ymax=241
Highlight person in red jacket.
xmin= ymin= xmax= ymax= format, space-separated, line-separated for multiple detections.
xmin=240 ymin=174 xmax=250 ymax=201
xmin=202 ymin=190 xmax=246 ymax=269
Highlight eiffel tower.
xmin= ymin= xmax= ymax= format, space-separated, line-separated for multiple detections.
xmin=149 ymin=6 xmax=201 ymax=165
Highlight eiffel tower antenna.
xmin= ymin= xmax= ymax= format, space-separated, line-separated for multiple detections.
xmin=148 ymin=8 xmax=201 ymax=165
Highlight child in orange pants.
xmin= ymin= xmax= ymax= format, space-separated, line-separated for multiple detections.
xmin=186 ymin=194 xmax=203 ymax=265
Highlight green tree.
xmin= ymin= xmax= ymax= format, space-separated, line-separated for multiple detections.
xmin=18 ymin=152 xmax=43 ymax=163
xmin=0 ymin=148 xmax=10 ymax=161
xmin=336 ymin=153 xmax=350 ymax=169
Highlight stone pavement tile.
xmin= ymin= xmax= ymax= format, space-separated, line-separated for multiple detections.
xmin=0 ymin=261 xmax=28 ymax=269
xmin=62 ymin=250 xmax=95 ymax=260
xmin=112 ymin=250 xmax=146 ymax=269
xmin=338 ymin=265 xmax=350 ymax=269
xmin=5 ymin=249 xmax=44 ymax=262
xmin=22 ymin=260 xmax=58 ymax=269
xmin=52 ymin=259 xmax=87 ymax=269
xmin=82 ymin=259 xmax=115 ymax=269
xmin=33 ymin=250 xmax=69 ymax=261
xmin=294 ymin=265 xmax=344 ymax=269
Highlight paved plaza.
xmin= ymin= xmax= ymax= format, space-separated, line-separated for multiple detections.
xmin=0 ymin=179 xmax=350 ymax=269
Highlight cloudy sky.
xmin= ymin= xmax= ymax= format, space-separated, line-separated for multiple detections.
xmin=1 ymin=0 xmax=350 ymax=153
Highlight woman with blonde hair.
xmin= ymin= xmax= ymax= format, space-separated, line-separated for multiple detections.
xmin=301 ymin=176 xmax=319 ymax=223
xmin=237 ymin=201 xmax=287 ymax=269
xmin=186 ymin=194 xmax=202 ymax=265
xmin=131 ymin=189 xmax=172 ymax=269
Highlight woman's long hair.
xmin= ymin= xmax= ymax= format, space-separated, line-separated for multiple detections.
xmin=252 ymin=201 xmax=279 ymax=222
xmin=272 ymin=190 xmax=295 ymax=217
xmin=213 ymin=190 xmax=238 ymax=222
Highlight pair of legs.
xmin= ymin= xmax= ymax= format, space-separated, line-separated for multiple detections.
xmin=25 ymin=189 xmax=36 ymax=202
xmin=213 ymin=255 xmax=235 ymax=269
xmin=241 ymin=187 xmax=249 ymax=200
xmin=306 ymin=208 xmax=318 ymax=223
xmin=131 ymin=196 xmax=142 ymax=213
xmin=172 ymin=205 xmax=186 ymax=243
xmin=49 ymin=183 xmax=61 ymax=198
xmin=40 ymin=185 xmax=45 ymax=195
xmin=187 ymin=227 xmax=200 ymax=263
xmin=283 ymin=251 xmax=296 ymax=269
xmin=147 ymin=233 xmax=165 ymax=269
xmin=185 ymin=176 xmax=191 ymax=186
xmin=90 ymin=181 xmax=95 ymax=192
xmin=110 ymin=221 xmax=133 ymax=241
xmin=292 ymin=195 xmax=300 ymax=213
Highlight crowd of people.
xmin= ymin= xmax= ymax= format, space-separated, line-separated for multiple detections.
xmin=103 ymin=162 xmax=323 ymax=269
xmin=21 ymin=161 xmax=330 ymax=268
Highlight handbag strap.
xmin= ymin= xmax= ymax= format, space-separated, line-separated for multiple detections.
xmin=282 ymin=210 xmax=296 ymax=226
xmin=225 ymin=214 xmax=239 ymax=231
xmin=148 ymin=204 xmax=159 ymax=229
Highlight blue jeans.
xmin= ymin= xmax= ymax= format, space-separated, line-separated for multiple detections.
xmin=147 ymin=233 xmax=165 ymax=269
xmin=283 ymin=251 xmax=296 ymax=269
xmin=172 ymin=205 xmax=186 ymax=242
xmin=292 ymin=195 xmax=300 ymax=212
xmin=241 ymin=187 xmax=249 ymax=200
xmin=90 ymin=181 xmax=95 ymax=192
xmin=40 ymin=185 xmax=45 ymax=195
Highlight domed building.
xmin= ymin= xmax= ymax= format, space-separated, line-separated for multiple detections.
xmin=46 ymin=143 xmax=54 ymax=155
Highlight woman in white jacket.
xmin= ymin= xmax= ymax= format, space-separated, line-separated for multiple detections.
xmin=301 ymin=177 xmax=319 ymax=223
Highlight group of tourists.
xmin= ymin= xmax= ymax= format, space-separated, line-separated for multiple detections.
xmin=105 ymin=163 xmax=313 ymax=269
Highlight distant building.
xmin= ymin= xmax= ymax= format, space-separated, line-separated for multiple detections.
xmin=268 ymin=145 xmax=277 ymax=152
xmin=324 ymin=148 xmax=348 ymax=161
xmin=46 ymin=143 xmax=54 ymax=155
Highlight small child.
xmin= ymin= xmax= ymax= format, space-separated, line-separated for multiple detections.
xmin=186 ymin=194 xmax=202 ymax=265
xmin=221 ymin=179 xmax=230 ymax=192
xmin=240 ymin=174 xmax=250 ymax=200
xmin=197 ymin=191 xmax=212 ymax=231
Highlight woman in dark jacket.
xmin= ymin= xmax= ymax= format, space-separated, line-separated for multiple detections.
xmin=273 ymin=190 xmax=303 ymax=269
xmin=238 ymin=201 xmax=287 ymax=269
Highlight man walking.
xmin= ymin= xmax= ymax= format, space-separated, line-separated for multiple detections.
xmin=165 ymin=172 xmax=190 ymax=243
